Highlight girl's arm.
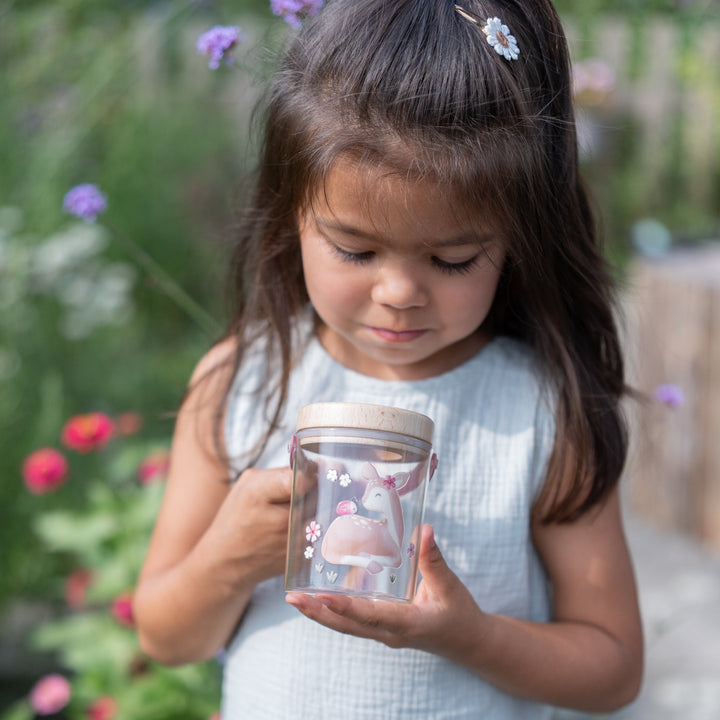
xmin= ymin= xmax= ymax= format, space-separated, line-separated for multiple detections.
xmin=133 ymin=342 xmax=292 ymax=666
xmin=286 ymin=488 xmax=643 ymax=713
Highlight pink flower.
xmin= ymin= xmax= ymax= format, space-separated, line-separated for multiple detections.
xmin=114 ymin=412 xmax=143 ymax=436
xmin=138 ymin=449 xmax=170 ymax=484
xmin=29 ymin=674 xmax=71 ymax=715
xmin=65 ymin=568 xmax=93 ymax=610
xmin=22 ymin=448 xmax=69 ymax=495
xmin=111 ymin=591 xmax=134 ymax=628
xmin=86 ymin=696 xmax=118 ymax=720
xmin=61 ymin=413 xmax=115 ymax=453
xmin=383 ymin=476 xmax=396 ymax=490
xmin=305 ymin=520 xmax=322 ymax=543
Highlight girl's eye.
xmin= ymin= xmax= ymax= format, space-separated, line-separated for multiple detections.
xmin=431 ymin=255 xmax=480 ymax=275
xmin=329 ymin=243 xmax=375 ymax=265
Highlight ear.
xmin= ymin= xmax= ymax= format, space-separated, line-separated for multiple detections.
xmin=360 ymin=462 xmax=380 ymax=481
xmin=392 ymin=472 xmax=410 ymax=491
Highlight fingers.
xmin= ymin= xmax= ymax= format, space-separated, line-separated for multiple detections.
xmin=235 ymin=467 xmax=293 ymax=505
xmin=285 ymin=592 xmax=415 ymax=647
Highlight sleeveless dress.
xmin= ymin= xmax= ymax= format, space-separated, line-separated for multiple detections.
xmin=222 ymin=319 xmax=555 ymax=720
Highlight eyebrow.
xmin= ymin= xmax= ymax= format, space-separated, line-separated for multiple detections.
xmin=314 ymin=217 xmax=491 ymax=248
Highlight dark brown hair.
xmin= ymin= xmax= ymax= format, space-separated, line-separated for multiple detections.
xmin=215 ymin=0 xmax=628 ymax=522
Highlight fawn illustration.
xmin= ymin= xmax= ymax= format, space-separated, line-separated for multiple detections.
xmin=321 ymin=462 xmax=411 ymax=574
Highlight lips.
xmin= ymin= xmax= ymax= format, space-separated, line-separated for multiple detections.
xmin=368 ymin=326 xmax=428 ymax=343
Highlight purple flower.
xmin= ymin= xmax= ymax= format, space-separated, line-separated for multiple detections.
xmin=62 ymin=184 xmax=107 ymax=222
xmin=196 ymin=25 xmax=245 ymax=70
xmin=654 ymin=384 xmax=685 ymax=408
xmin=270 ymin=0 xmax=323 ymax=30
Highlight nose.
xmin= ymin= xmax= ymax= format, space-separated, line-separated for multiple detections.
xmin=371 ymin=260 xmax=428 ymax=309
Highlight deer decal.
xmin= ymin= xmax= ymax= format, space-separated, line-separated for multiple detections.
xmin=321 ymin=462 xmax=411 ymax=574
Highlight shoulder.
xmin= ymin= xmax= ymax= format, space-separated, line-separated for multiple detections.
xmin=189 ymin=336 xmax=238 ymax=387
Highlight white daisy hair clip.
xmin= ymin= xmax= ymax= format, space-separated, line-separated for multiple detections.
xmin=454 ymin=5 xmax=520 ymax=61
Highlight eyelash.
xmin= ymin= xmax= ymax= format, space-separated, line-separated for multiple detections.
xmin=329 ymin=245 xmax=480 ymax=276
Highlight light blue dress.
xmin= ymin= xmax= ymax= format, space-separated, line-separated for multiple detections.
xmin=222 ymin=318 xmax=555 ymax=719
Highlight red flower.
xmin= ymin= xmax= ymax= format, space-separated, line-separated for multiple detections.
xmin=111 ymin=591 xmax=134 ymax=628
xmin=61 ymin=413 xmax=115 ymax=453
xmin=29 ymin=674 xmax=71 ymax=715
xmin=138 ymin=449 xmax=170 ymax=484
xmin=86 ymin=696 xmax=118 ymax=720
xmin=114 ymin=412 xmax=143 ymax=436
xmin=22 ymin=448 xmax=69 ymax=495
xmin=65 ymin=569 xmax=93 ymax=610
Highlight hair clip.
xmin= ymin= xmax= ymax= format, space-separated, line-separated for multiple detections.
xmin=454 ymin=5 xmax=520 ymax=61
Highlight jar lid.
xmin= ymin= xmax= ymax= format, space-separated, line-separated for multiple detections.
xmin=296 ymin=402 xmax=434 ymax=444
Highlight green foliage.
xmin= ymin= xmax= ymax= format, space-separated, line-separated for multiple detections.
xmin=0 ymin=432 xmax=222 ymax=720
xmin=0 ymin=0 xmax=249 ymax=610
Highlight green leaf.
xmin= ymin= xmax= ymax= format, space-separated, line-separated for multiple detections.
xmin=34 ymin=510 xmax=119 ymax=556
xmin=32 ymin=613 xmax=138 ymax=673
xmin=0 ymin=700 xmax=33 ymax=720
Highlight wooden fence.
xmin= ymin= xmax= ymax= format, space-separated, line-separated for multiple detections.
xmin=565 ymin=15 xmax=719 ymax=225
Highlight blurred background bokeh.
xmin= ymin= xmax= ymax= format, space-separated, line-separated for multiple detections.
xmin=1 ymin=0 xmax=719 ymax=718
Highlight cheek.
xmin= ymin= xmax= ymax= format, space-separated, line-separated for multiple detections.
xmin=302 ymin=255 xmax=366 ymax=313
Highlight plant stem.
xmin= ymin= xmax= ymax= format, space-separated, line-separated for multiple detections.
xmin=107 ymin=222 xmax=222 ymax=337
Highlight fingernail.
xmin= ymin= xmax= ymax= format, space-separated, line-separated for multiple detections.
xmin=427 ymin=526 xmax=436 ymax=549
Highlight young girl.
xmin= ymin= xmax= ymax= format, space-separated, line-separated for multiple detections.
xmin=134 ymin=1 xmax=643 ymax=718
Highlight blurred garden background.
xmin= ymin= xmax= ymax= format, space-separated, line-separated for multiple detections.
xmin=1 ymin=0 xmax=719 ymax=718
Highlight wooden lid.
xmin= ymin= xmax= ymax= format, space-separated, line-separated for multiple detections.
xmin=296 ymin=402 xmax=434 ymax=444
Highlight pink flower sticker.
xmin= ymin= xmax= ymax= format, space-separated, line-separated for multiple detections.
xmin=383 ymin=476 xmax=396 ymax=490
xmin=29 ymin=674 xmax=71 ymax=715
xmin=305 ymin=520 xmax=322 ymax=543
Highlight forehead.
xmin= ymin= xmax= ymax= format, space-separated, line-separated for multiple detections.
xmin=308 ymin=156 xmax=489 ymax=238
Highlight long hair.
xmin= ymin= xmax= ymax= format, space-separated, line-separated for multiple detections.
xmin=214 ymin=0 xmax=628 ymax=522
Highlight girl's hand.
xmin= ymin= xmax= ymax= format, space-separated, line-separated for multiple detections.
xmin=285 ymin=525 xmax=487 ymax=663
xmin=209 ymin=465 xmax=293 ymax=586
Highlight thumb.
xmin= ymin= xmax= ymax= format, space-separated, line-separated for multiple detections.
xmin=417 ymin=524 xmax=455 ymax=585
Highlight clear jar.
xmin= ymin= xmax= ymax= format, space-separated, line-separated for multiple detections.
xmin=285 ymin=402 xmax=436 ymax=602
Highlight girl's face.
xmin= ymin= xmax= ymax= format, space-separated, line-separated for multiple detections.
xmin=298 ymin=158 xmax=506 ymax=380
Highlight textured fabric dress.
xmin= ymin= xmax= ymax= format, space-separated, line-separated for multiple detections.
xmin=222 ymin=318 xmax=555 ymax=719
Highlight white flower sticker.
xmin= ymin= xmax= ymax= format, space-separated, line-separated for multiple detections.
xmin=304 ymin=546 xmax=314 ymax=559
xmin=305 ymin=520 xmax=322 ymax=543
xmin=483 ymin=17 xmax=520 ymax=61
xmin=326 ymin=469 xmax=338 ymax=482
xmin=339 ymin=472 xmax=351 ymax=487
